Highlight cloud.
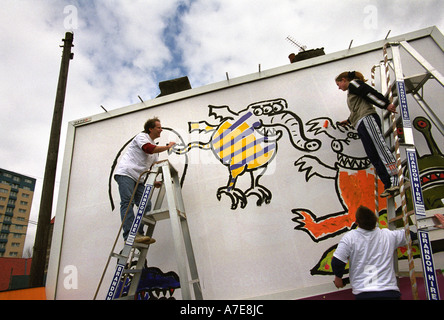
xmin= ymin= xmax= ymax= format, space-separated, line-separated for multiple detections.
xmin=64 ymin=1 xmax=179 ymax=106
xmin=176 ymin=0 xmax=444 ymax=87
xmin=176 ymin=0 xmax=361 ymax=85
xmin=0 ymin=2 xmax=62 ymax=170
xmin=178 ymin=0 xmax=302 ymax=84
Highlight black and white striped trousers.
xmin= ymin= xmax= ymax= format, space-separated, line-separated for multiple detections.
xmin=357 ymin=113 xmax=397 ymax=189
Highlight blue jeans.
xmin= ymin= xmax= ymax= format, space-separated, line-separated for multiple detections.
xmin=114 ymin=175 xmax=152 ymax=240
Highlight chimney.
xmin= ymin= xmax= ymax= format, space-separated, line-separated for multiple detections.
xmin=289 ymin=48 xmax=325 ymax=63
xmin=156 ymin=76 xmax=192 ymax=97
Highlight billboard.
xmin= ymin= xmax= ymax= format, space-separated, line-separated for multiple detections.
xmin=47 ymin=26 xmax=444 ymax=300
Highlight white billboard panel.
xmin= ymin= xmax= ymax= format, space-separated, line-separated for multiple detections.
xmin=47 ymin=27 xmax=444 ymax=300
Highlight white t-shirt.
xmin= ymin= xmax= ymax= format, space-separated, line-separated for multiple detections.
xmin=333 ymin=227 xmax=406 ymax=295
xmin=115 ymin=133 xmax=158 ymax=181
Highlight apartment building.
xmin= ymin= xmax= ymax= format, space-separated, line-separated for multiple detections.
xmin=0 ymin=168 xmax=36 ymax=258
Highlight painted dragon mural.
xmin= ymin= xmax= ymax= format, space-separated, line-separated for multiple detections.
xmin=292 ymin=117 xmax=378 ymax=242
xmin=170 ymin=98 xmax=321 ymax=209
xmin=108 ymin=95 xmax=443 ymax=292
xmin=308 ymin=116 xmax=444 ymax=276
xmin=116 ymin=265 xmax=180 ymax=300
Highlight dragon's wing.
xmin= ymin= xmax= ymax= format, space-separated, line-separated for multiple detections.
xmin=208 ymin=105 xmax=238 ymax=121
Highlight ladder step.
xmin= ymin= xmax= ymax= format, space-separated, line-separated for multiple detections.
xmin=110 ymin=252 xmax=128 ymax=260
xmin=389 ymin=209 xmax=444 ymax=231
xmin=417 ymin=216 xmax=438 ymax=231
xmin=388 ymin=210 xmax=415 ymax=224
xmin=397 ymin=271 xmax=424 ymax=278
xmin=387 ymin=73 xmax=432 ymax=97
xmin=122 ymin=269 xmax=142 ymax=274
xmin=133 ymin=242 xmax=151 ymax=249
xmin=417 ymin=208 xmax=444 ymax=231
xmin=144 ymin=209 xmax=187 ymax=222
xmin=110 ymin=250 xmax=141 ymax=261
xmin=115 ymin=295 xmax=135 ymax=300
xmin=147 ymin=209 xmax=170 ymax=221
xmin=142 ymin=216 xmax=156 ymax=225
xmin=401 ymin=73 xmax=432 ymax=95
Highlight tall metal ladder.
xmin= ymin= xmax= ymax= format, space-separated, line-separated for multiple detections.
xmin=373 ymin=40 xmax=443 ymax=300
xmin=94 ymin=160 xmax=203 ymax=300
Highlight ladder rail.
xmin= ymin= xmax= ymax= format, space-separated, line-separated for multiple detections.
xmin=405 ymin=148 xmax=441 ymax=300
xmin=410 ymin=91 xmax=444 ymax=137
xmin=373 ymin=62 xmax=404 ymax=285
xmin=398 ymin=41 xmax=444 ymax=87
xmin=370 ymin=65 xmax=381 ymax=219
xmin=180 ymin=216 xmax=203 ymax=299
xmin=160 ymin=161 xmax=203 ymax=299
xmin=377 ymin=62 xmax=397 ymax=223
xmin=162 ymin=163 xmax=193 ymax=299
xmin=93 ymin=169 xmax=153 ymax=300
xmin=171 ymin=168 xmax=203 ymax=299
xmin=106 ymin=169 xmax=159 ymax=300
xmin=126 ymin=223 xmax=157 ymax=297
xmin=382 ymin=43 xmax=419 ymax=299
xmin=381 ymin=41 xmax=441 ymax=300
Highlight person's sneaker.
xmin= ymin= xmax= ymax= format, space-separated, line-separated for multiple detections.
xmin=387 ymin=185 xmax=400 ymax=193
xmin=380 ymin=185 xmax=400 ymax=198
xmin=390 ymin=187 xmax=401 ymax=197
xmin=135 ymin=235 xmax=156 ymax=244
xmin=380 ymin=175 xmax=400 ymax=197
xmin=380 ymin=188 xmax=391 ymax=198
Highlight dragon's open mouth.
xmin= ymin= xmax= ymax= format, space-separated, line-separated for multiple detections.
xmin=136 ymin=288 xmax=177 ymax=300
xmin=337 ymin=153 xmax=371 ymax=170
xmin=255 ymin=123 xmax=279 ymax=137
xmin=419 ymin=167 xmax=444 ymax=191
xmin=255 ymin=123 xmax=283 ymax=142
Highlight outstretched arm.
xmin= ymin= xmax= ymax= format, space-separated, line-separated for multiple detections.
xmin=142 ymin=142 xmax=176 ymax=154
xmin=153 ymin=142 xmax=176 ymax=153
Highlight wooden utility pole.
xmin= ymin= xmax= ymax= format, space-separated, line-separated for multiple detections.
xmin=29 ymin=32 xmax=74 ymax=288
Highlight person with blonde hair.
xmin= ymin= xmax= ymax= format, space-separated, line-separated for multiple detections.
xmin=335 ymin=71 xmax=399 ymax=197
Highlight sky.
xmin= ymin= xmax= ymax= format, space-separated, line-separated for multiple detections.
xmin=1 ymin=0 xmax=443 ymax=255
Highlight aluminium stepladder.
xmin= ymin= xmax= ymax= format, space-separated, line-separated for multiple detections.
xmin=94 ymin=160 xmax=203 ymax=300
xmin=372 ymin=40 xmax=443 ymax=300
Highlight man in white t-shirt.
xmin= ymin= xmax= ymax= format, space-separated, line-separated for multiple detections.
xmin=114 ymin=118 xmax=175 ymax=244
xmin=332 ymin=205 xmax=409 ymax=300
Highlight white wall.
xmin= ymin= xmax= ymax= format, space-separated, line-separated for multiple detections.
xmin=47 ymin=28 xmax=444 ymax=300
